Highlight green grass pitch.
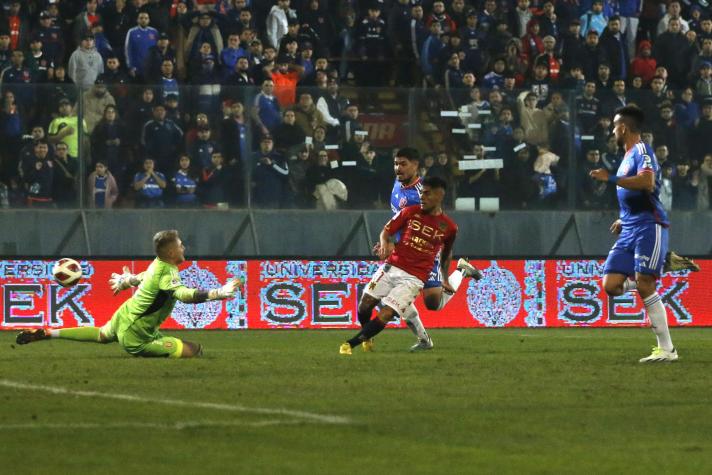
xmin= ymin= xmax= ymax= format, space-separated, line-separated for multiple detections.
xmin=1 ymin=328 xmax=712 ymax=474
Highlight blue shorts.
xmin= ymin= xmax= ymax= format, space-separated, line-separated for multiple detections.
xmin=424 ymin=254 xmax=442 ymax=289
xmin=604 ymin=222 xmax=668 ymax=277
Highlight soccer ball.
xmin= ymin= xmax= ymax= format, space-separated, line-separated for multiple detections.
xmin=52 ymin=258 xmax=83 ymax=287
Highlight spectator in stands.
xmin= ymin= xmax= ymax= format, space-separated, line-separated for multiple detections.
xmin=48 ymin=98 xmax=84 ymax=159
xmin=133 ymin=157 xmax=166 ymax=208
xmin=654 ymin=18 xmax=691 ymax=89
xmin=599 ymin=16 xmax=627 ymax=80
xmin=125 ymin=11 xmax=158 ymax=80
xmin=221 ymin=101 xmax=248 ymax=167
xmin=656 ymin=1 xmax=689 ymax=37
xmin=640 ymin=75 xmax=668 ymax=123
xmin=34 ymin=11 xmax=65 ymax=68
xmin=630 ymin=40 xmax=656 ymax=86
xmin=696 ymin=62 xmax=712 ymax=98
xmin=509 ymin=0 xmax=532 ymax=39
xmin=356 ymin=5 xmax=388 ymax=88
xmin=220 ymin=33 xmax=246 ymax=79
xmin=502 ymin=142 xmax=537 ymax=209
xmin=518 ymin=90 xmax=549 ymax=146
xmin=521 ymin=18 xmax=543 ymax=65
xmin=23 ymin=39 xmax=48 ymax=82
xmin=0 ymin=31 xmax=10 ymax=71
xmin=87 ymin=160 xmax=119 ymax=208
xmin=267 ymin=0 xmax=297 ymax=49
xmin=575 ymin=81 xmax=601 ymax=133
xmin=293 ymin=93 xmax=323 ymax=137
xmin=603 ymin=79 xmax=628 ymax=117
xmin=672 ymin=160 xmax=698 ymax=210
xmin=317 ymin=77 xmax=348 ymax=139
xmin=223 ymin=56 xmax=254 ymax=103
xmin=83 ymin=81 xmax=116 ymax=134
xmin=91 ymin=104 xmax=126 ymax=185
xmin=141 ymin=103 xmax=184 ymax=171
xmin=692 ymin=99 xmax=712 ymax=162
xmin=68 ymin=34 xmax=104 ymax=88
xmin=698 ymin=154 xmax=712 ymax=210
xmin=73 ymin=0 xmax=101 ymax=46
xmin=172 ymin=153 xmax=199 ymax=207
xmin=186 ymin=11 xmax=223 ymax=65
xmin=691 ymin=38 xmax=712 ymax=82
xmin=538 ymin=1 xmax=559 ymax=39
xmin=24 ymin=140 xmax=54 ymax=207
xmin=51 ymin=142 xmax=77 ymax=207
xmin=99 ymin=54 xmax=130 ymax=89
xmin=310 ymin=124 xmax=327 ymax=154
xmin=528 ymin=62 xmax=551 ymax=106
xmin=273 ymin=109 xmax=306 ymax=159
xmin=102 ymin=0 xmax=132 ymax=60
xmin=251 ymin=78 xmax=281 ymax=138
xmin=0 ymin=91 xmax=22 ymax=176
xmin=271 ymin=55 xmax=303 ymax=107
xmin=1 ymin=50 xmax=34 ymax=115
xmin=252 ymin=135 xmax=290 ymax=208
xmin=674 ymin=87 xmax=700 ymax=130
xmin=145 ymin=32 xmax=176 ymax=83
xmin=421 ymin=21 xmax=444 ymax=87
xmin=2 ymin=1 xmax=29 ymax=51
xmin=580 ymin=0 xmax=607 ymax=38
xmin=190 ymin=126 xmax=218 ymax=169
xmin=200 ymin=150 xmax=230 ymax=207
xmin=579 ymin=148 xmax=609 ymax=208
xmin=288 ymin=146 xmax=313 ymax=208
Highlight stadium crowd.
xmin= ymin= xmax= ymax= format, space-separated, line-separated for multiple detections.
xmin=0 ymin=0 xmax=711 ymax=210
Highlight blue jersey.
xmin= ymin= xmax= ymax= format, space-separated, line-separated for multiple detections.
xmin=615 ymin=142 xmax=668 ymax=227
xmin=390 ymin=177 xmax=422 ymax=213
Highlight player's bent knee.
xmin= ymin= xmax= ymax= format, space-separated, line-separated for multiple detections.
xmin=422 ymin=287 xmax=442 ymax=310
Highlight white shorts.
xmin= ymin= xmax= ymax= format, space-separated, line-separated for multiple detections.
xmin=363 ymin=264 xmax=424 ymax=316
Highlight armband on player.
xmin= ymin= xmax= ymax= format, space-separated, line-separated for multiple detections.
xmin=607 ymin=174 xmax=619 ymax=184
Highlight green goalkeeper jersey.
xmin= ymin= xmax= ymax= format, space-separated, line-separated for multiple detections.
xmin=117 ymin=258 xmax=196 ymax=329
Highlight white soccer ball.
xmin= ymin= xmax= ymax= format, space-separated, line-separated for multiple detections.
xmin=52 ymin=258 xmax=83 ymax=287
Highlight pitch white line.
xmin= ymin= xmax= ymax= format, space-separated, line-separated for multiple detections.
xmin=0 ymin=379 xmax=350 ymax=425
xmin=0 ymin=420 xmax=303 ymax=431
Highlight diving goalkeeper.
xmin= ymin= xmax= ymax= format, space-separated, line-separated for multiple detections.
xmin=16 ymin=230 xmax=239 ymax=358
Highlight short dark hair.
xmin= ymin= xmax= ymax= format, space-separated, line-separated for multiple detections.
xmin=615 ymin=104 xmax=645 ymax=132
xmin=395 ymin=147 xmax=420 ymax=163
xmin=422 ymin=176 xmax=447 ymax=191
xmin=153 ymin=229 xmax=179 ymax=257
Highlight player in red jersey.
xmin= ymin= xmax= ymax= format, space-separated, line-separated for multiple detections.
xmin=339 ymin=176 xmax=457 ymax=355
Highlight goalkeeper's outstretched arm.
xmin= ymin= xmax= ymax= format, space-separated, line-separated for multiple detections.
xmin=174 ymin=279 xmax=241 ymax=303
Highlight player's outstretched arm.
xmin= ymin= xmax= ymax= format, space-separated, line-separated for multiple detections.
xmin=175 ymin=279 xmax=242 ymax=304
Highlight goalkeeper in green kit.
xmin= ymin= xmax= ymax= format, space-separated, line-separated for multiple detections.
xmin=16 ymin=230 xmax=240 ymax=358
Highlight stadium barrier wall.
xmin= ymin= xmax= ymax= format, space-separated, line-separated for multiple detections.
xmin=1 ymin=210 xmax=712 ymax=257
xmin=1 ymin=258 xmax=709 ymax=330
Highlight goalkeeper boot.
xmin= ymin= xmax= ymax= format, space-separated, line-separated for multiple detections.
xmin=639 ymin=346 xmax=678 ymax=363
xmin=457 ymin=258 xmax=483 ymax=280
xmin=410 ymin=335 xmax=434 ymax=352
xmin=16 ymin=328 xmax=50 ymax=345
xmin=663 ymin=251 xmax=700 ymax=273
xmin=339 ymin=343 xmax=352 ymax=355
xmin=361 ymin=338 xmax=374 ymax=352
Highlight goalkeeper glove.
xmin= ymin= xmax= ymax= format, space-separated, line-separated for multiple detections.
xmin=109 ymin=266 xmax=141 ymax=296
xmin=207 ymin=279 xmax=241 ymax=300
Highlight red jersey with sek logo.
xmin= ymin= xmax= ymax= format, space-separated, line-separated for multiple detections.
xmin=384 ymin=205 xmax=458 ymax=282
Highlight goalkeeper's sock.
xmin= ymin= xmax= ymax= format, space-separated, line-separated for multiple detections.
xmin=50 ymin=327 xmax=102 ymax=342
xmin=643 ymin=293 xmax=674 ymax=352
xmin=437 ymin=270 xmax=465 ymax=310
xmin=347 ymin=318 xmax=386 ymax=348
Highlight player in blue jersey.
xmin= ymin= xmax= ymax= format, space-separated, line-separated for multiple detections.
xmin=365 ymin=147 xmax=482 ymax=352
xmin=590 ymin=105 xmax=678 ymax=362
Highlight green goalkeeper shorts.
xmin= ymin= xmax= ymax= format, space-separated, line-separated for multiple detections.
xmin=100 ymin=308 xmax=183 ymax=358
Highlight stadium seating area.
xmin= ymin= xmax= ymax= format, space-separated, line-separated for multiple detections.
xmin=0 ymin=0 xmax=711 ymax=210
